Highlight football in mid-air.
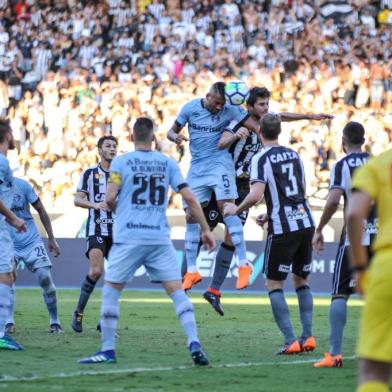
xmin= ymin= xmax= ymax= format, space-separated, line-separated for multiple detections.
xmin=224 ymin=81 xmax=249 ymax=105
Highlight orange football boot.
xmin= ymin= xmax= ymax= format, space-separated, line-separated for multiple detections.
xmin=236 ymin=264 xmax=253 ymax=290
xmin=182 ymin=272 xmax=203 ymax=291
xmin=301 ymin=336 xmax=317 ymax=352
xmin=276 ymin=340 xmax=302 ymax=355
xmin=314 ymin=353 xmax=343 ymax=368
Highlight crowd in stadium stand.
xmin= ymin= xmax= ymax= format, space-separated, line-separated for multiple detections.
xmin=1 ymin=0 xmax=392 ymax=209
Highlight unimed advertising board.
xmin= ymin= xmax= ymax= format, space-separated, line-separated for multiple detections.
xmin=16 ymin=239 xmax=340 ymax=293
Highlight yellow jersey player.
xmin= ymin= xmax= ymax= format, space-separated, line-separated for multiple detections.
xmin=347 ymin=149 xmax=392 ymax=392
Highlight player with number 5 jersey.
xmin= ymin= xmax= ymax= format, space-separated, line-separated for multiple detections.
xmin=167 ymin=82 xmax=257 ymax=291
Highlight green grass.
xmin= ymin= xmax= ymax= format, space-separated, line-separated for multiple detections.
xmin=0 ymin=289 xmax=364 ymax=391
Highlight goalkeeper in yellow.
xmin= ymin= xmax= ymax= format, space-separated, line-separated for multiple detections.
xmin=347 ymin=149 xmax=392 ymax=392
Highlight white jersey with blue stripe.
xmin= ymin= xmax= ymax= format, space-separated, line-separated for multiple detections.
xmin=9 ymin=177 xmax=41 ymax=251
xmin=0 ymin=152 xmax=14 ymax=228
xmin=110 ymin=150 xmax=187 ymax=245
xmin=175 ymin=98 xmax=247 ymax=169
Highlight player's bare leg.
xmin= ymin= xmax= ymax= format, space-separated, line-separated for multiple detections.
xmin=357 ymin=359 xmax=391 ymax=392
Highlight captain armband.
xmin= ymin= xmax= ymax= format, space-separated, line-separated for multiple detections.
xmin=108 ymin=171 xmax=122 ymax=185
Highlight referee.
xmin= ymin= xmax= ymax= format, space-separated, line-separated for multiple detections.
xmin=347 ymin=149 xmax=392 ymax=392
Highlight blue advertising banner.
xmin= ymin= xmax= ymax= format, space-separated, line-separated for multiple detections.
xmin=15 ymin=239 xmax=339 ymax=294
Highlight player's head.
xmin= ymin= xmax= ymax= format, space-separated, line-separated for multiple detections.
xmin=205 ymin=82 xmax=226 ymax=114
xmin=133 ymin=117 xmax=155 ymax=144
xmin=97 ymin=135 xmax=117 ymax=162
xmin=260 ymin=113 xmax=281 ymax=141
xmin=0 ymin=118 xmax=15 ymax=151
xmin=342 ymin=121 xmax=365 ymax=152
xmin=247 ymin=87 xmax=271 ymax=119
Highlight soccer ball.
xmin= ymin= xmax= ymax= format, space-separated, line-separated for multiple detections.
xmin=224 ymin=81 xmax=249 ymax=106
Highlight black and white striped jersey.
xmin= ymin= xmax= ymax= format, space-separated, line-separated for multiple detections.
xmin=77 ymin=163 xmax=113 ymax=237
xmin=251 ymin=146 xmax=314 ymax=235
xmin=226 ymin=115 xmax=262 ymax=179
xmin=330 ymin=152 xmax=377 ymax=246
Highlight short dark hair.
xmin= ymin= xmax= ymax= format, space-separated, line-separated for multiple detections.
xmin=133 ymin=117 xmax=154 ymax=142
xmin=97 ymin=135 xmax=118 ymax=149
xmin=342 ymin=121 xmax=365 ymax=145
xmin=0 ymin=118 xmax=11 ymax=143
xmin=246 ymin=87 xmax=271 ymax=106
xmin=209 ymin=82 xmax=226 ymax=99
xmin=260 ymin=113 xmax=281 ymax=140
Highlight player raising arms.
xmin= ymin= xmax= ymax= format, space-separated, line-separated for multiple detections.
xmin=7 ymin=177 xmax=63 ymax=334
xmin=79 ymin=117 xmax=215 ymax=365
xmin=202 ymin=87 xmax=333 ymax=315
xmin=347 ymin=149 xmax=392 ymax=392
xmin=224 ymin=113 xmax=316 ymax=355
xmin=313 ymin=122 xmax=377 ymax=368
xmin=0 ymin=119 xmax=26 ymax=350
xmin=72 ymin=136 xmax=117 ymax=333
xmin=168 ymin=82 xmax=256 ymax=291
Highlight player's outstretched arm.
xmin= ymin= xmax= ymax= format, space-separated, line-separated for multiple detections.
xmin=279 ymin=113 xmax=334 ymax=122
xmin=313 ymin=188 xmax=343 ymax=252
xmin=223 ymin=182 xmax=265 ymax=217
xmin=218 ymin=127 xmax=250 ymax=150
xmin=180 ymin=187 xmax=216 ymax=252
xmin=167 ymin=121 xmax=188 ymax=145
xmin=347 ymin=190 xmax=373 ymax=296
xmin=32 ymin=199 xmax=60 ymax=257
xmin=0 ymin=200 xmax=26 ymax=232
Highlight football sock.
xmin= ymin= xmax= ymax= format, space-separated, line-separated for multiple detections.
xmin=181 ymin=241 xmax=203 ymax=277
xmin=210 ymin=242 xmax=234 ymax=291
xmin=170 ymin=289 xmax=199 ymax=347
xmin=223 ymin=215 xmax=247 ymax=265
xmin=0 ymin=283 xmax=11 ymax=338
xmin=329 ymin=297 xmax=347 ymax=356
xmin=76 ymin=275 xmax=98 ymax=313
xmin=37 ymin=267 xmax=60 ymax=325
xmin=100 ymin=285 xmax=121 ymax=352
xmin=185 ymin=223 xmax=200 ymax=273
xmin=296 ymin=285 xmax=313 ymax=340
xmin=269 ymin=289 xmax=296 ymax=344
xmin=357 ymin=381 xmax=389 ymax=392
xmin=6 ymin=283 xmax=15 ymax=325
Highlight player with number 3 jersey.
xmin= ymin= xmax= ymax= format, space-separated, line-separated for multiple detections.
xmin=224 ymin=113 xmax=316 ymax=355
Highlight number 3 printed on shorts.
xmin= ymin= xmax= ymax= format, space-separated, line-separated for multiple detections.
xmin=222 ymin=174 xmax=230 ymax=188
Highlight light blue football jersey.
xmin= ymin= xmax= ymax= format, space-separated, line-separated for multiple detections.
xmin=9 ymin=177 xmax=41 ymax=250
xmin=110 ymin=150 xmax=187 ymax=245
xmin=0 ymin=152 xmax=14 ymax=227
xmin=176 ymin=99 xmax=247 ymax=169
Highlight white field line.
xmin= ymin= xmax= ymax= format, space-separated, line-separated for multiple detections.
xmin=0 ymin=356 xmax=356 ymax=383
xmin=59 ymin=298 xmax=364 ymax=307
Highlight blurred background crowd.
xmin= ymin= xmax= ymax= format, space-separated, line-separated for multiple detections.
xmin=2 ymin=0 xmax=392 ymax=210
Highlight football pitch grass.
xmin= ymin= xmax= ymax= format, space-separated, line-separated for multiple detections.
xmin=0 ymin=289 xmax=368 ymax=392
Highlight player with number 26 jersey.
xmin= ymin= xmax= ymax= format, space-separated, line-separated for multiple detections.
xmin=109 ymin=150 xmax=187 ymax=245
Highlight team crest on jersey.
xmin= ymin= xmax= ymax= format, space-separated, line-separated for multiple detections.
xmin=96 ymin=236 xmax=104 ymax=244
xmin=209 ymin=210 xmax=219 ymax=221
xmin=287 ymin=207 xmax=306 ymax=220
